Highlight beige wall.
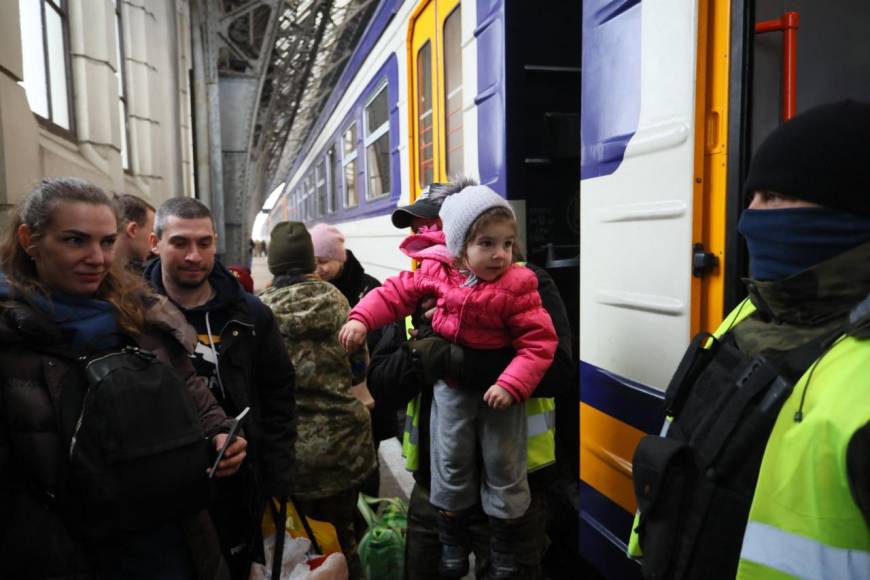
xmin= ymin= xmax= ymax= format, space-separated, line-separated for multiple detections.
xmin=0 ymin=0 xmax=194 ymax=229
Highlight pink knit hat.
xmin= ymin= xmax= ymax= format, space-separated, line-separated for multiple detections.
xmin=308 ymin=223 xmax=347 ymax=262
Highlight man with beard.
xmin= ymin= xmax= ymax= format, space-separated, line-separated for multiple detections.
xmin=147 ymin=197 xmax=296 ymax=579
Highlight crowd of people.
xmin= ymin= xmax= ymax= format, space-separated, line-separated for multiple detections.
xmin=0 ymin=175 xmax=575 ymax=580
xmin=4 ymin=99 xmax=865 ymax=580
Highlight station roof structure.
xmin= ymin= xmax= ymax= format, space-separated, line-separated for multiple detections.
xmin=202 ymin=0 xmax=379 ymax=259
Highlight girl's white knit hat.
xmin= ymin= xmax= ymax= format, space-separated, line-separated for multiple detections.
xmin=439 ymin=185 xmax=514 ymax=256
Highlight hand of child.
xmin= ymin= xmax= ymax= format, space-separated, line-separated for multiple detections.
xmin=483 ymin=384 xmax=514 ymax=410
xmin=339 ymin=320 xmax=368 ymax=352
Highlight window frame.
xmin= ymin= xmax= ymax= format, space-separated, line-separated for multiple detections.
xmin=363 ymin=80 xmax=391 ymax=201
xmin=114 ymin=0 xmax=133 ymax=173
xmin=341 ymin=122 xmax=359 ymax=209
xmin=442 ymin=4 xmax=464 ymax=177
xmin=20 ymin=0 xmax=76 ymax=139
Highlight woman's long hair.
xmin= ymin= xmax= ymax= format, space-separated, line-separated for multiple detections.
xmin=0 ymin=177 xmax=150 ymax=335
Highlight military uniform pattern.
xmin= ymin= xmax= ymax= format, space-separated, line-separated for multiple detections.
xmin=259 ymin=280 xmax=376 ymax=500
xmin=733 ymin=241 xmax=870 ymax=357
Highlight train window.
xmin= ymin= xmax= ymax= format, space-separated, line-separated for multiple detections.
xmin=19 ymin=0 xmax=73 ymax=132
xmin=416 ymin=41 xmax=434 ymax=187
xmin=306 ymin=173 xmax=315 ymax=220
xmin=343 ymin=124 xmax=359 ymax=208
xmin=328 ymin=146 xmax=340 ymax=213
xmin=316 ymin=160 xmax=327 ymax=216
xmin=443 ymin=5 xmax=463 ymax=176
xmin=364 ymin=84 xmax=391 ymax=199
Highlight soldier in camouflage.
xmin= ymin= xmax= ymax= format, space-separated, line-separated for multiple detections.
xmin=259 ymin=221 xmax=375 ymax=580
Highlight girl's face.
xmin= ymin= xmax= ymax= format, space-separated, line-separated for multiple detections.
xmin=315 ymin=257 xmax=343 ymax=281
xmin=18 ymin=201 xmax=118 ymax=296
xmin=463 ymin=219 xmax=515 ymax=281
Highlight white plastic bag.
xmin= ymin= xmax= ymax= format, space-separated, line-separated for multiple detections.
xmin=249 ymin=533 xmax=311 ymax=580
xmin=249 ymin=534 xmax=348 ymax=580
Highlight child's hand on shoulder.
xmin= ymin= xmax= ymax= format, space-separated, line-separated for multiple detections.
xmin=339 ymin=320 xmax=368 ymax=352
xmin=483 ymin=384 xmax=514 ymax=409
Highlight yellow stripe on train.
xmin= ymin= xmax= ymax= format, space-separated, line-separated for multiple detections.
xmin=579 ymin=402 xmax=647 ymax=514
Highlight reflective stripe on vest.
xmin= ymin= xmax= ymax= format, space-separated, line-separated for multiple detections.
xmin=740 ymin=522 xmax=870 ymax=579
xmin=401 ymin=316 xmax=421 ymax=470
xmin=402 ymin=394 xmax=421 ymax=470
xmin=403 ymin=393 xmax=556 ymax=472
xmin=735 ymin=329 xmax=870 ymax=579
xmin=525 ymin=397 xmax=556 ymax=471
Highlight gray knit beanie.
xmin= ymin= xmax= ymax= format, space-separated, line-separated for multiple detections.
xmin=439 ymin=185 xmax=514 ymax=256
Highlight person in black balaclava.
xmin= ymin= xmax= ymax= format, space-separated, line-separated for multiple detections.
xmin=629 ymin=100 xmax=870 ymax=580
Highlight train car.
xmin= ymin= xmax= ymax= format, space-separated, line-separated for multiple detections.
xmin=266 ymin=0 xmax=580 ymax=293
xmin=579 ymin=1 xmax=870 ymax=578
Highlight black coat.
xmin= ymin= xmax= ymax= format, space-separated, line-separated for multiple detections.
xmin=0 ymin=297 xmax=230 ymax=580
xmin=145 ymin=259 xmax=296 ymax=562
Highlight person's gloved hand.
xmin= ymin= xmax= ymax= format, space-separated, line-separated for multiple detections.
xmin=404 ymin=335 xmax=462 ymax=386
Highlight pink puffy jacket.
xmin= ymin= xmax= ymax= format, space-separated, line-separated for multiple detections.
xmin=348 ymin=230 xmax=557 ymax=401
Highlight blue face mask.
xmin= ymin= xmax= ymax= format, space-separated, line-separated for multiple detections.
xmin=738 ymin=207 xmax=870 ymax=281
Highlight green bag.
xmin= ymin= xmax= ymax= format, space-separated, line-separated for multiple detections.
xmin=357 ymin=493 xmax=408 ymax=580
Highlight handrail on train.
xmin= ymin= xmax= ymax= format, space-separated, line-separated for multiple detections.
xmin=755 ymin=12 xmax=800 ymax=121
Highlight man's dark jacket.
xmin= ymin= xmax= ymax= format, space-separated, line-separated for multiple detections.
xmin=145 ymin=259 xmax=296 ymax=562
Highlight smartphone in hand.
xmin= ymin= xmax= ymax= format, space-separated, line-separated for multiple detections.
xmin=209 ymin=406 xmax=250 ymax=478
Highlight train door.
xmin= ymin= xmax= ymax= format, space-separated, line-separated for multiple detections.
xmin=579 ymin=0 xmax=730 ymax=576
xmin=408 ymin=0 xmax=462 ymax=200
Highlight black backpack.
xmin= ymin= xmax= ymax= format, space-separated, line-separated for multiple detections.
xmin=60 ymin=345 xmax=212 ymax=539
xmin=631 ymin=325 xmax=842 ymax=580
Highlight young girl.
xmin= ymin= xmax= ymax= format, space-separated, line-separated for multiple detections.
xmin=339 ymin=185 xmax=557 ymax=578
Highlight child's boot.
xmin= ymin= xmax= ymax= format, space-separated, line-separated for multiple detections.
xmin=436 ymin=510 xmax=471 ymax=578
xmin=486 ymin=516 xmax=521 ymax=580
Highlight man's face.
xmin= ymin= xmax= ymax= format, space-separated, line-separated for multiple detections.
xmin=151 ymin=216 xmax=216 ymax=289
xmin=127 ymin=209 xmax=155 ymax=263
xmin=748 ymin=191 xmax=820 ymax=210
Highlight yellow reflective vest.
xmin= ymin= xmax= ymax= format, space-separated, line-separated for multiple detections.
xmin=628 ymin=301 xmax=870 ymax=578
xmin=400 ymin=316 xmax=557 ymax=474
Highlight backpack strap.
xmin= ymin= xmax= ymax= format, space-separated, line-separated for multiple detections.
xmin=270 ymin=498 xmax=287 ymax=580
xmin=695 ymin=324 xmax=846 ymax=476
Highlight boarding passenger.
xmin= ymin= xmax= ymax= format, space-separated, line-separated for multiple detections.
xmin=367 ymin=179 xmax=575 ymax=580
xmin=113 ymin=192 xmax=156 ymax=273
xmin=146 ymin=198 xmax=296 ymax=580
xmin=340 ymin=185 xmax=560 ymax=578
xmin=630 ymin=101 xmax=870 ymax=579
xmin=0 ymin=177 xmax=239 ymax=579
xmin=259 ymin=221 xmax=376 ymax=580
xmin=309 ymin=222 xmax=394 ymax=498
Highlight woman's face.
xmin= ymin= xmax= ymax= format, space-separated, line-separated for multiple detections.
xmin=19 ymin=201 xmax=118 ymax=296
xmin=315 ymin=257 xmax=343 ymax=281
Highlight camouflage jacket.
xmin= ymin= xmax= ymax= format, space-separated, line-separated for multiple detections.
xmin=259 ymin=279 xmax=376 ymax=500
xmin=733 ymin=240 xmax=870 ymax=356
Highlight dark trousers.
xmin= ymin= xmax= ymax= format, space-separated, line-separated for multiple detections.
xmin=295 ymin=488 xmax=364 ymax=580
xmin=405 ymin=484 xmax=549 ymax=580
